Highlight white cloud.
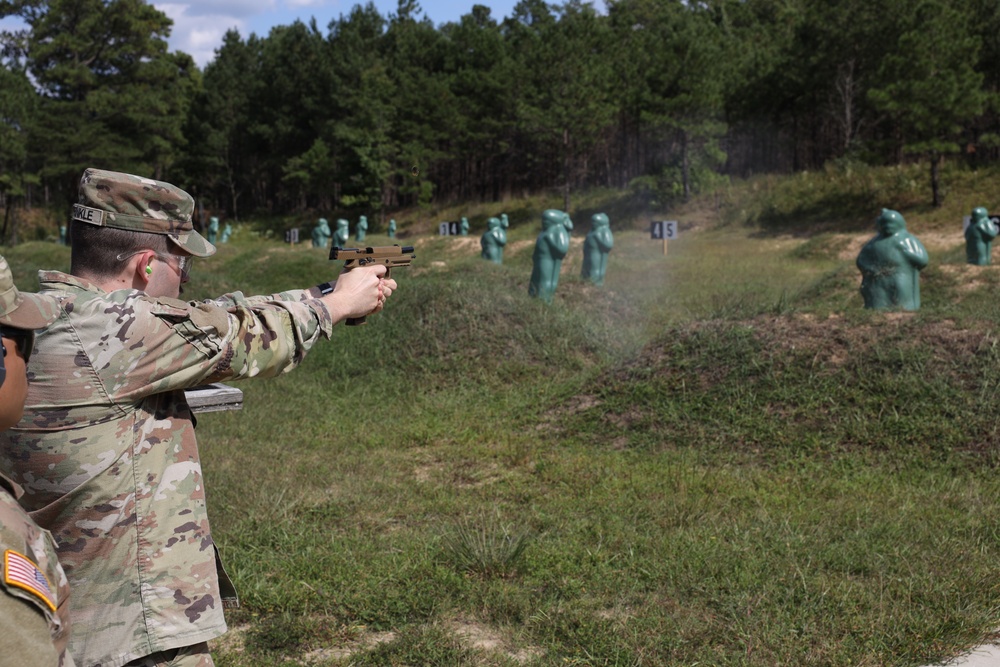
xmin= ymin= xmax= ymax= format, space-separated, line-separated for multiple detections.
xmin=154 ymin=0 xmax=343 ymax=67
xmin=163 ymin=0 xmax=276 ymax=18
xmin=155 ymin=4 xmax=247 ymax=68
xmin=286 ymin=0 xmax=332 ymax=7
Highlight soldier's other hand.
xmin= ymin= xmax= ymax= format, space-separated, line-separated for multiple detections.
xmin=322 ymin=265 xmax=394 ymax=323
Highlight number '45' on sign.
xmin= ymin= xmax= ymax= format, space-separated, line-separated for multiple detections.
xmin=651 ymin=221 xmax=678 ymax=240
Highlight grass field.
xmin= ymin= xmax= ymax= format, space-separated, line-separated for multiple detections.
xmin=6 ymin=163 xmax=1000 ymax=666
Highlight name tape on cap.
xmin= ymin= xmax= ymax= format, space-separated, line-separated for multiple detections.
xmin=72 ymin=204 xmax=106 ymax=226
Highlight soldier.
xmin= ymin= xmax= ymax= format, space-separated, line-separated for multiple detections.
xmin=0 ymin=255 xmax=75 ymax=666
xmin=0 ymin=168 xmax=396 ymax=667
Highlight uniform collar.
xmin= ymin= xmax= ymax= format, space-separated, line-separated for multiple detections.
xmin=38 ymin=270 xmax=107 ymax=294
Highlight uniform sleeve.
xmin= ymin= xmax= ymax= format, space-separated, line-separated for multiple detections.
xmin=205 ymin=288 xmax=315 ymax=309
xmin=0 ymin=494 xmax=72 ymax=666
xmin=89 ymin=291 xmax=333 ymax=401
xmin=0 ymin=595 xmax=62 ymax=667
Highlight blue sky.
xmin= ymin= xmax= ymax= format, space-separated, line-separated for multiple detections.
xmin=0 ymin=0 xmax=533 ymax=68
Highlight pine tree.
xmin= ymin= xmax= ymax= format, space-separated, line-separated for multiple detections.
xmin=868 ymin=0 xmax=986 ymax=206
xmin=19 ymin=0 xmax=196 ymax=204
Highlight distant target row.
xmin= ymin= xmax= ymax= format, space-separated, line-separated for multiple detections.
xmin=307 ymin=216 xmax=387 ymax=247
xmin=852 ymin=207 xmax=999 ymax=311
xmin=306 ymin=210 xmax=616 ymax=304
xmin=441 ymin=209 xmax=617 ymax=303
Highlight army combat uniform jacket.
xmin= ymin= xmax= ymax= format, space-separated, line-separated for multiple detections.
xmin=0 ymin=473 xmax=75 ymax=666
xmin=0 ymin=271 xmax=333 ymax=667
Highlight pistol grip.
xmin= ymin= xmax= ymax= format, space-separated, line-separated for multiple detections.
xmin=345 ymin=265 xmax=392 ymax=326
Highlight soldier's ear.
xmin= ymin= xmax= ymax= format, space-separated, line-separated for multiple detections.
xmin=130 ymin=250 xmax=158 ymax=286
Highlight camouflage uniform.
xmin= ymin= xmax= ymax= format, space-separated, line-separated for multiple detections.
xmin=0 ymin=253 xmax=75 ymax=666
xmin=0 ymin=473 xmax=75 ymax=666
xmin=0 ymin=169 xmax=334 ymax=667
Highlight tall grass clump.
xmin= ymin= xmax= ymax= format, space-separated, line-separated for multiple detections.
xmin=441 ymin=513 xmax=532 ymax=580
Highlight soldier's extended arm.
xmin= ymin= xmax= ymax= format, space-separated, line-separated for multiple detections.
xmin=329 ymin=245 xmax=415 ymax=325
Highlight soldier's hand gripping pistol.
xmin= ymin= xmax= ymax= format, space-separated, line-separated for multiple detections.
xmin=329 ymin=245 xmax=415 ymax=325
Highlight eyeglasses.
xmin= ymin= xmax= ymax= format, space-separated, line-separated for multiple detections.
xmin=1 ymin=326 xmax=35 ymax=362
xmin=116 ymin=250 xmax=194 ymax=279
xmin=159 ymin=253 xmax=193 ymax=279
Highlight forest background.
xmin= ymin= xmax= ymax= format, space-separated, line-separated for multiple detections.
xmin=2 ymin=0 xmax=1000 ymax=241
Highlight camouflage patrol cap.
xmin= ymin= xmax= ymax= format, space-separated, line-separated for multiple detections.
xmin=73 ymin=168 xmax=216 ymax=257
xmin=0 ymin=255 xmax=60 ymax=330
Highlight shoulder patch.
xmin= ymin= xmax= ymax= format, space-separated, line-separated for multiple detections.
xmin=3 ymin=550 xmax=56 ymax=613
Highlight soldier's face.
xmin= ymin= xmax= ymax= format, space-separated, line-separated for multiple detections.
xmin=0 ymin=334 xmax=28 ymax=430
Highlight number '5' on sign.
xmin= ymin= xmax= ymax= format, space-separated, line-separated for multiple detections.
xmin=651 ymin=221 xmax=678 ymax=240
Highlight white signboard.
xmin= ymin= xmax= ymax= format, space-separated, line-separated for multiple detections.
xmin=651 ymin=220 xmax=678 ymax=240
xmin=439 ymin=221 xmax=461 ymax=235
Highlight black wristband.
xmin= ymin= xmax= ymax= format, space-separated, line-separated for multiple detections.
xmin=317 ymin=282 xmax=334 ymax=295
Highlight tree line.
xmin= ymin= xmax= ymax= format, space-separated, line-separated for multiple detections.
xmin=2 ymin=0 xmax=1000 ymax=239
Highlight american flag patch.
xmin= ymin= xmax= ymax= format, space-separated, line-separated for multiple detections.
xmin=4 ymin=549 xmax=56 ymax=612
